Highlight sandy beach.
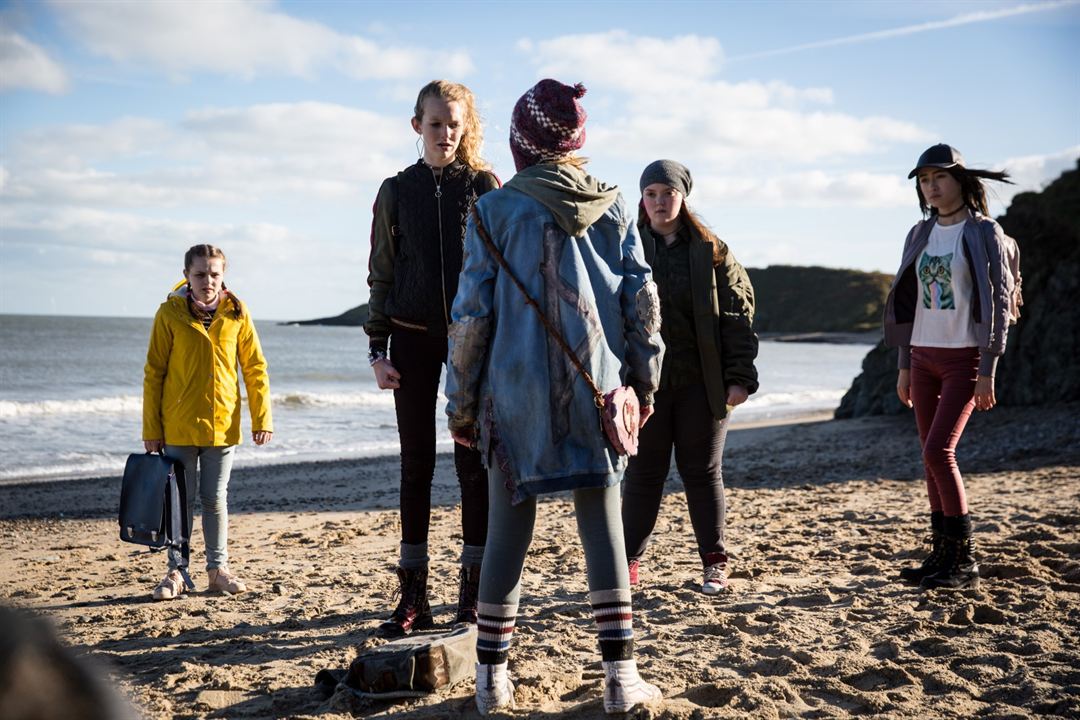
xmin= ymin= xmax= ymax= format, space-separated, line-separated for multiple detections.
xmin=2 ymin=404 xmax=1079 ymax=719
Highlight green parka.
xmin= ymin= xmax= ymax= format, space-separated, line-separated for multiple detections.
xmin=639 ymin=219 xmax=759 ymax=420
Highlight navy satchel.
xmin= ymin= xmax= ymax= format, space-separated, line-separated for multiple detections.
xmin=119 ymin=452 xmax=194 ymax=588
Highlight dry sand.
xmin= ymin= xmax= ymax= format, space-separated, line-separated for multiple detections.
xmin=2 ymin=404 xmax=1079 ymax=719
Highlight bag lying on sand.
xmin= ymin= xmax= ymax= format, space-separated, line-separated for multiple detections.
xmin=340 ymin=625 xmax=477 ymax=698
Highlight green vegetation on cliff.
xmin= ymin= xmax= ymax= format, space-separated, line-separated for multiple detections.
xmin=747 ymin=265 xmax=892 ymax=334
xmin=288 ymin=265 xmax=893 ymax=335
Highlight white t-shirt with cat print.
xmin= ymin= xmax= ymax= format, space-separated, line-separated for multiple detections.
xmin=910 ymin=220 xmax=979 ymax=348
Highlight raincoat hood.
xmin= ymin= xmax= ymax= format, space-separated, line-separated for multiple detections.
xmin=504 ymin=163 xmax=620 ymax=237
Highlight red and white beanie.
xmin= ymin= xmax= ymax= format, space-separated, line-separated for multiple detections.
xmin=509 ymin=79 xmax=588 ymax=171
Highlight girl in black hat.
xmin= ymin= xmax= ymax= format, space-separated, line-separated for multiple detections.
xmin=622 ymin=159 xmax=759 ymax=596
xmin=883 ymin=144 xmax=1015 ymax=590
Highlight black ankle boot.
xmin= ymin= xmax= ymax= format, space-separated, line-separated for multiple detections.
xmin=899 ymin=511 xmax=945 ymax=585
xmin=920 ymin=514 xmax=979 ymax=590
xmin=453 ymin=563 xmax=481 ymax=625
xmin=378 ymin=566 xmax=434 ymax=636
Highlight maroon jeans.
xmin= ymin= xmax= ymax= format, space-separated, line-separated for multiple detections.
xmin=909 ymin=346 xmax=979 ymax=516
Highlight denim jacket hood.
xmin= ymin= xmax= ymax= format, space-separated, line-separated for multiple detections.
xmin=503 ymin=163 xmax=620 ymax=237
xmin=445 ymin=175 xmax=664 ymax=504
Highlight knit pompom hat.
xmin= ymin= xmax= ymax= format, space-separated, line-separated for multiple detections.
xmin=509 ymin=79 xmax=588 ymax=171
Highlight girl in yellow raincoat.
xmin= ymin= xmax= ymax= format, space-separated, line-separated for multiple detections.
xmin=142 ymin=244 xmax=273 ymax=600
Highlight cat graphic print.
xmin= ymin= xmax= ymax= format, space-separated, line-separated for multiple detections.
xmin=918 ymin=252 xmax=955 ymax=310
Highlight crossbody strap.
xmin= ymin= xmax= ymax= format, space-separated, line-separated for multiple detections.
xmin=470 ymin=206 xmax=605 ymax=408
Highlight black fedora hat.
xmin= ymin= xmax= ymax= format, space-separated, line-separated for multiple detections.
xmin=908 ymin=144 xmax=965 ymax=179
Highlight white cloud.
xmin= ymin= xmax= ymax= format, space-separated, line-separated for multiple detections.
xmin=694 ymin=171 xmax=913 ymax=208
xmin=49 ymin=0 xmax=473 ymax=81
xmin=524 ymin=31 xmax=724 ymax=93
xmin=1000 ymin=145 xmax=1080 ymax=195
xmin=523 ymin=31 xmax=929 ymax=173
xmin=0 ymin=27 xmax=69 ymax=93
xmin=0 ymin=202 xmax=362 ymax=318
xmin=2 ymin=102 xmax=412 ymax=208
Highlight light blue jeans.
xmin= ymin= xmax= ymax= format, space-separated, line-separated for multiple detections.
xmin=164 ymin=445 xmax=235 ymax=571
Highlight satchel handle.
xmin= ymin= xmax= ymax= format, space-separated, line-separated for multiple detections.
xmin=470 ymin=206 xmax=606 ymax=409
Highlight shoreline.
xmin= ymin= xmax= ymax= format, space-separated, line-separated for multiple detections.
xmin=0 ymin=410 xmax=840 ymax=490
xmin=758 ymin=330 xmax=880 ymax=344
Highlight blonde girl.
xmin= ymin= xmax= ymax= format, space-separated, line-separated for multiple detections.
xmin=364 ymin=80 xmax=499 ymax=634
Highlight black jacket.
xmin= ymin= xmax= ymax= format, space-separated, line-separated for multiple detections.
xmin=365 ymin=160 xmax=499 ymax=349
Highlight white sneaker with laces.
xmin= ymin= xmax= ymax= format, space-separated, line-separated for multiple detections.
xmin=475 ymin=662 xmax=515 ymax=715
xmin=701 ymin=553 xmax=728 ymax=595
xmin=602 ymin=658 xmax=662 ymax=714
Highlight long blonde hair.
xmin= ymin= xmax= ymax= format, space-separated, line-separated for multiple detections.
xmin=414 ymin=80 xmax=490 ymax=172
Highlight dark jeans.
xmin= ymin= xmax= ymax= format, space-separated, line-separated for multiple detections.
xmin=622 ymin=382 xmax=729 ymax=565
xmin=389 ymin=328 xmax=488 ymax=547
xmin=910 ymin=346 xmax=978 ymax=517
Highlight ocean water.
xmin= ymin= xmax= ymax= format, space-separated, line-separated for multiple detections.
xmin=0 ymin=315 xmax=871 ymax=484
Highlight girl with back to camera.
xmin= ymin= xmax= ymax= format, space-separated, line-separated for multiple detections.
xmin=622 ymin=160 xmax=759 ymax=596
xmin=884 ymin=144 xmax=1015 ymax=590
xmin=446 ymin=79 xmax=666 ymax=715
xmin=365 ymin=80 xmax=500 ymax=635
xmin=143 ymin=244 xmax=273 ymax=601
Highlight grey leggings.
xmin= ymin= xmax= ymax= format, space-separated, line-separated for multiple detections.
xmin=164 ymin=444 xmax=235 ymax=571
xmin=479 ymin=462 xmax=630 ymax=606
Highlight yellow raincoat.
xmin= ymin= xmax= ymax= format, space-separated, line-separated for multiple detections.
xmin=143 ymin=284 xmax=273 ymax=446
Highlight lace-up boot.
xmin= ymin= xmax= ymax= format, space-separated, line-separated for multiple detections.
xmin=377 ymin=566 xmax=434 ymax=636
xmin=921 ymin=514 xmax=979 ymax=590
xmin=900 ymin=511 xmax=946 ymax=584
xmin=453 ymin=563 xmax=481 ymax=625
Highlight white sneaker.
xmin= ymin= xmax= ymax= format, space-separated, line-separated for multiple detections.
xmin=701 ymin=553 xmax=728 ymax=595
xmin=475 ymin=662 xmax=515 ymax=715
xmin=602 ymin=659 xmax=662 ymax=714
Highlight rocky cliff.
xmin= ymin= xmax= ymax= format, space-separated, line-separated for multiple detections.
xmin=747 ymin=266 xmax=892 ymax=333
xmin=836 ymin=160 xmax=1080 ymax=418
xmin=289 ymin=265 xmax=893 ymax=335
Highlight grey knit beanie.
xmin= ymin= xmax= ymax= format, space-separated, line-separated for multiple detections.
xmin=639 ymin=159 xmax=693 ymax=197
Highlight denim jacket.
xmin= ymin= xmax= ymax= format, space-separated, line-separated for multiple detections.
xmin=883 ymin=212 xmax=1013 ymax=377
xmin=445 ymin=165 xmax=664 ymax=504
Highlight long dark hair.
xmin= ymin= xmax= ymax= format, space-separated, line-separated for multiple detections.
xmin=917 ymin=166 xmax=1013 ymax=218
xmin=637 ymin=201 xmax=727 ymax=267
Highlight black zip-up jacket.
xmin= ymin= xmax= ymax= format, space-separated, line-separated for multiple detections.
xmin=365 ymin=160 xmax=499 ymax=351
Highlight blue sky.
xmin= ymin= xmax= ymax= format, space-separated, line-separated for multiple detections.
xmin=1 ymin=0 xmax=1077 ymax=320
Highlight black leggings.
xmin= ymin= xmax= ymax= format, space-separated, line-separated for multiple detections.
xmin=622 ymin=382 xmax=729 ymax=564
xmin=390 ymin=328 xmax=488 ymax=547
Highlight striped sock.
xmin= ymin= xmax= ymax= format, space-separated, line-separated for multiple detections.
xmin=477 ymin=601 xmax=517 ymax=665
xmin=590 ymin=589 xmax=634 ymax=661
